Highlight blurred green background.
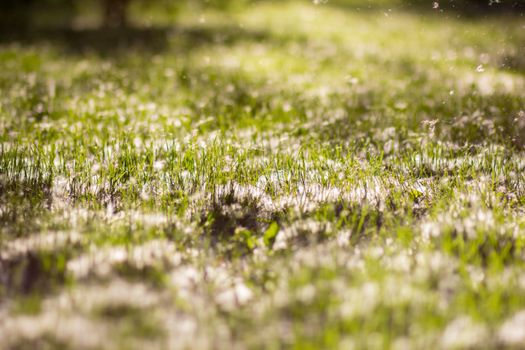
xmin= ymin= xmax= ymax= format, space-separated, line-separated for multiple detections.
xmin=1 ymin=0 xmax=524 ymax=30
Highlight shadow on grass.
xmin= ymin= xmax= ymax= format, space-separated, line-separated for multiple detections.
xmin=326 ymin=0 xmax=525 ymax=17
xmin=401 ymin=0 xmax=525 ymax=17
xmin=0 ymin=177 xmax=53 ymax=238
xmin=0 ymin=250 xmax=70 ymax=296
xmin=0 ymin=23 xmax=273 ymax=56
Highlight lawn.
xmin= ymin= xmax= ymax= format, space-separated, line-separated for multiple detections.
xmin=1 ymin=1 xmax=525 ymax=349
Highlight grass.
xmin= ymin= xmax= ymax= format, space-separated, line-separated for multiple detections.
xmin=1 ymin=1 xmax=525 ymax=348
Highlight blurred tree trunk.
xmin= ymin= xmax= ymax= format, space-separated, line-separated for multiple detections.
xmin=102 ymin=0 xmax=130 ymax=27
